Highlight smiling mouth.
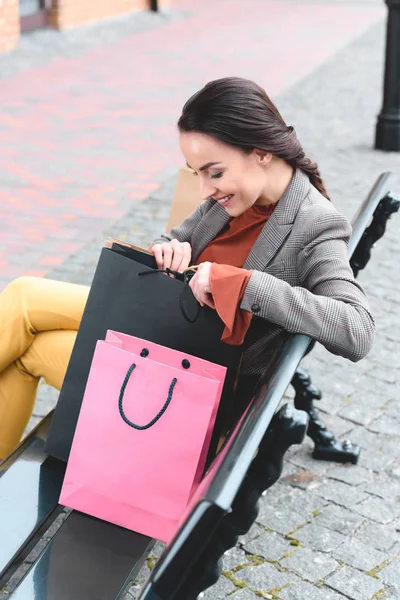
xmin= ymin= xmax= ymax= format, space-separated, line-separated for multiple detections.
xmin=215 ymin=194 xmax=233 ymax=206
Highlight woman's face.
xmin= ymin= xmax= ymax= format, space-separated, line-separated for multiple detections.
xmin=179 ymin=132 xmax=270 ymax=217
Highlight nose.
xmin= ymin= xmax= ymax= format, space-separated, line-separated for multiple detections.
xmin=199 ymin=177 xmax=217 ymax=201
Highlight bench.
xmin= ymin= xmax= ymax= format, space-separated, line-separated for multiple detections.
xmin=0 ymin=172 xmax=398 ymax=600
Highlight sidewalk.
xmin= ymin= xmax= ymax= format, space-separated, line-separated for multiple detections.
xmin=1 ymin=1 xmax=400 ymax=599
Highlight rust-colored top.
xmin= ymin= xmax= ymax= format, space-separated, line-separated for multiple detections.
xmin=197 ymin=204 xmax=275 ymax=345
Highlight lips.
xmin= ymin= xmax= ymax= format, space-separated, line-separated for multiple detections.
xmin=215 ymin=194 xmax=233 ymax=207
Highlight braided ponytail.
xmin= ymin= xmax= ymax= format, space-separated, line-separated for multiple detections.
xmin=282 ymin=127 xmax=330 ymax=200
xmin=178 ymin=77 xmax=330 ymax=201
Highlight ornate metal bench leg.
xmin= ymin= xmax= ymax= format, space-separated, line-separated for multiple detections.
xmin=292 ymin=367 xmax=360 ymax=464
xmin=174 ymin=404 xmax=308 ymax=600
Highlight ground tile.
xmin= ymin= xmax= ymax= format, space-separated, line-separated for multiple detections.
xmin=256 ymin=505 xmax=309 ymax=536
xmin=294 ymin=522 xmax=347 ymax=553
xmin=280 ymin=581 xmax=347 ymax=600
xmin=338 ymin=403 xmax=378 ymax=427
xmin=229 ymin=589 xmax=259 ymax=599
xmin=355 ymin=521 xmax=399 ymax=552
xmin=239 ymin=523 xmax=265 ymax=545
xmin=260 ymin=486 xmax=327 ymax=520
xmin=222 ymin=547 xmax=248 ymax=572
xmin=279 ymin=547 xmax=339 ymax=583
xmin=332 ymin=538 xmax=388 ymax=571
xmin=314 ymin=504 xmax=365 ymax=535
xmin=313 ymin=479 xmax=368 ymax=508
xmin=325 ymin=566 xmax=385 ymax=600
xmin=364 ymin=479 xmax=400 ymax=500
xmin=378 ymin=560 xmax=400 ymax=588
xmin=352 ymin=497 xmax=400 ymax=524
xmin=326 ymin=464 xmax=373 ymax=486
xmin=243 ymin=532 xmax=292 ymax=562
xmin=201 ymin=575 xmax=236 ymax=599
xmin=238 ymin=561 xmax=300 ymax=593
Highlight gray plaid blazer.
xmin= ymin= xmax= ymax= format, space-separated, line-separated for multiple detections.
xmin=153 ymin=169 xmax=375 ymax=381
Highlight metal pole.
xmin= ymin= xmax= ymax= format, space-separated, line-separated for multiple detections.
xmin=375 ymin=0 xmax=400 ymax=151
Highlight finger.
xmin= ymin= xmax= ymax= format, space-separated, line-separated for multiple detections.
xmin=170 ymin=240 xmax=184 ymax=272
xmin=151 ymin=244 xmax=163 ymax=269
xmin=161 ymin=243 xmax=173 ymax=270
xmin=181 ymin=242 xmax=192 ymax=271
xmin=189 ymin=275 xmax=203 ymax=306
xmin=202 ymin=293 xmax=215 ymax=309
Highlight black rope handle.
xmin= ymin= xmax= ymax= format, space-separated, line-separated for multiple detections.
xmin=118 ymin=363 xmax=177 ymax=430
xmin=138 ymin=269 xmax=201 ymax=323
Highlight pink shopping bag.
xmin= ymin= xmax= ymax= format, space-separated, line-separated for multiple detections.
xmin=59 ymin=331 xmax=226 ymax=543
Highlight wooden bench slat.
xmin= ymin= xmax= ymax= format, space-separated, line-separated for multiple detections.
xmin=0 ymin=416 xmax=65 ymax=588
xmin=10 ymin=511 xmax=155 ymax=600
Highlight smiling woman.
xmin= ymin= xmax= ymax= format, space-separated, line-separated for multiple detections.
xmin=0 ymin=76 xmax=375 ymax=459
xmin=151 ymin=76 xmax=375 ymax=412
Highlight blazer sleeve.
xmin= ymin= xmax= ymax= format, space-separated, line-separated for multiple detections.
xmin=151 ymin=199 xmax=211 ymax=246
xmin=240 ymin=211 xmax=375 ymax=362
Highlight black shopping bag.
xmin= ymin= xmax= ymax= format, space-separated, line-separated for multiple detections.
xmin=45 ymin=241 xmax=242 ymax=464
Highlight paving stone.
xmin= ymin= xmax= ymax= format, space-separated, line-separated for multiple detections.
xmin=326 ymin=464 xmax=373 ymax=486
xmin=280 ymin=470 xmax=322 ymax=491
xmin=238 ymin=562 xmax=300 ymax=593
xmin=380 ymin=585 xmax=400 ymax=600
xmin=279 ymin=547 xmax=339 ymax=583
xmin=378 ymin=560 xmax=400 ymax=588
xmin=325 ymin=566 xmax=385 ymax=600
xmin=279 ymin=581 xmax=346 ymax=600
xmin=338 ymin=403 xmax=379 ymax=427
xmin=229 ymin=590 xmax=259 ymax=599
xmin=256 ymin=504 xmax=309 ymax=536
xmin=294 ymin=522 xmax=347 ymax=553
xmin=201 ymin=575 xmax=236 ymax=599
xmin=287 ymin=446 xmax=331 ymax=477
xmin=222 ymin=547 xmax=248 ymax=572
xmin=358 ymin=448 xmax=397 ymax=474
xmin=364 ymin=478 xmax=400 ymax=501
xmin=332 ymin=538 xmax=388 ymax=571
xmin=368 ymin=416 xmax=400 ymax=437
xmin=314 ymin=504 xmax=365 ymax=535
xmin=239 ymin=523 xmax=265 ymax=545
xmin=352 ymin=497 xmax=400 ymax=524
xmin=259 ymin=486 xmax=327 ymax=521
xmin=313 ymin=479 xmax=368 ymax=508
xmin=391 ymin=543 xmax=400 ymax=558
xmin=355 ymin=522 xmax=400 ymax=552
xmin=243 ymin=532 xmax=292 ymax=562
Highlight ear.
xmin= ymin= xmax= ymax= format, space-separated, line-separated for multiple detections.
xmin=254 ymin=149 xmax=273 ymax=166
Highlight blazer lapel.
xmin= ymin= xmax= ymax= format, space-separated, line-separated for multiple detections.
xmin=244 ymin=169 xmax=311 ymax=271
xmin=191 ymin=201 xmax=232 ymax=262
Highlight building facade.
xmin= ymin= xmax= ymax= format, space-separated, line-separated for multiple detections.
xmin=0 ymin=0 xmax=168 ymax=53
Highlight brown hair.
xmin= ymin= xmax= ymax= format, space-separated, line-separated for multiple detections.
xmin=177 ymin=77 xmax=330 ymax=200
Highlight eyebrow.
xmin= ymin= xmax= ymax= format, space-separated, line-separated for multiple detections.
xmin=186 ymin=161 xmax=221 ymax=171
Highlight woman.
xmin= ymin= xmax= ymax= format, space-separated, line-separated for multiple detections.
xmin=0 ymin=77 xmax=375 ymax=460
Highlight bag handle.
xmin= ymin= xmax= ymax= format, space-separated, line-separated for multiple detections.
xmin=138 ymin=268 xmax=201 ymax=324
xmin=118 ymin=363 xmax=178 ymax=430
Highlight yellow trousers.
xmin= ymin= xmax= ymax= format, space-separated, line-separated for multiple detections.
xmin=0 ymin=277 xmax=89 ymax=459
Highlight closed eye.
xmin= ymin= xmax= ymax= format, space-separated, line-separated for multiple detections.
xmin=211 ymin=172 xmax=223 ymax=179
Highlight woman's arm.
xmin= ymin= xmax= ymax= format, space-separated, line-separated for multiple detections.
xmin=240 ymin=212 xmax=375 ymax=362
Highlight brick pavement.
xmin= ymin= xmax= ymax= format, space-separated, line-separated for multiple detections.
xmin=0 ymin=0 xmax=384 ymax=289
xmin=1 ymin=2 xmax=400 ymax=599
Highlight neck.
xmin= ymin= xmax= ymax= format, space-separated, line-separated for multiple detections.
xmin=256 ymin=158 xmax=294 ymax=207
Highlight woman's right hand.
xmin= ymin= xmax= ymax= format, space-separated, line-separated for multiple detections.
xmin=151 ymin=239 xmax=192 ymax=272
